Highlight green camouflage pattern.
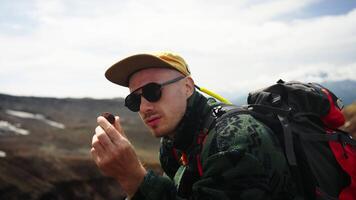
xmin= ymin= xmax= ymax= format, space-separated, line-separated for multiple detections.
xmin=198 ymin=113 xmax=297 ymax=199
xmin=132 ymin=92 xmax=297 ymax=200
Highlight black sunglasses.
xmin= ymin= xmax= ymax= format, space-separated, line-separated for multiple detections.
xmin=125 ymin=76 xmax=185 ymax=112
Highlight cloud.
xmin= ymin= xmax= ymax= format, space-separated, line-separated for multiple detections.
xmin=191 ymin=9 xmax=356 ymax=94
xmin=0 ymin=0 xmax=355 ymax=98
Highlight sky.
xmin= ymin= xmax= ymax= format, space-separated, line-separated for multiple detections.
xmin=1 ymin=0 xmax=356 ymax=99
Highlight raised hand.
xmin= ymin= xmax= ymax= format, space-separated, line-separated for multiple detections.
xmin=91 ymin=115 xmax=146 ymax=197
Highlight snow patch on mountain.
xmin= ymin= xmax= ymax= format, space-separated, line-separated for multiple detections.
xmin=5 ymin=109 xmax=65 ymax=129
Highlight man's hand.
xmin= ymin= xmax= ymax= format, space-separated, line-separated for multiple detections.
xmin=91 ymin=115 xmax=147 ymax=197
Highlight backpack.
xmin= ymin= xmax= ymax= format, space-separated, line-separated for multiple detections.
xmin=212 ymin=80 xmax=356 ymax=200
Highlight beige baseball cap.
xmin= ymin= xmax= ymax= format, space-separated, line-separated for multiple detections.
xmin=105 ymin=52 xmax=191 ymax=87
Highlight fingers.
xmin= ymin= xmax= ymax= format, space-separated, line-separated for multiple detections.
xmin=95 ymin=126 xmax=115 ymax=149
xmin=115 ymin=116 xmax=127 ymax=138
xmin=91 ymin=134 xmax=105 ymax=163
xmin=92 ymin=133 xmax=105 ymax=152
xmin=91 ymin=147 xmax=101 ymax=163
xmin=97 ymin=116 xmax=123 ymax=143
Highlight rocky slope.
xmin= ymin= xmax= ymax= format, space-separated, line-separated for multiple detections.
xmin=0 ymin=93 xmax=161 ymax=199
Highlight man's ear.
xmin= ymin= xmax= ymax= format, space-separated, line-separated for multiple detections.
xmin=185 ymin=77 xmax=195 ymax=97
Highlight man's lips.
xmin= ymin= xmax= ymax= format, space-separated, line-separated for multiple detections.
xmin=145 ymin=116 xmax=161 ymax=127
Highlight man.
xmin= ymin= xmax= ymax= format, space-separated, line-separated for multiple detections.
xmin=91 ymin=52 xmax=297 ymax=199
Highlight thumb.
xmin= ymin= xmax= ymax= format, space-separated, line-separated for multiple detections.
xmin=114 ymin=116 xmax=127 ymax=138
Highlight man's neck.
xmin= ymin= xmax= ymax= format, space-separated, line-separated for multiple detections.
xmin=172 ymin=91 xmax=211 ymax=151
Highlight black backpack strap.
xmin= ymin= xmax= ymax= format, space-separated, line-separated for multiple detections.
xmin=245 ymin=104 xmax=292 ymax=116
xmin=277 ymin=115 xmax=297 ymax=166
xmin=291 ymin=113 xmax=356 ymax=146
xmin=298 ymin=131 xmax=356 ymax=145
xmin=247 ymin=104 xmax=297 ymax=166
xmin=298 ymin=130 xmax=356 ymax=160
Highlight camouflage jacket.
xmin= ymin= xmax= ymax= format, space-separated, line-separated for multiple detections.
xmin=132 ymin=91 xmax=297 ymax=200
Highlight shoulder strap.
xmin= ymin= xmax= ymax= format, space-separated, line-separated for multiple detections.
xmin=201 ymin=104 xmax=246 ymax=134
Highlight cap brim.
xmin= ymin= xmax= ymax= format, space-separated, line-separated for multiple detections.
xmin=105 ymin=54 xmax=176 ymax=87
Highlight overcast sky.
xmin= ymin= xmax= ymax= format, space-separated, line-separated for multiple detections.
xmin=1 ymin=0 xmax=356 ymax=99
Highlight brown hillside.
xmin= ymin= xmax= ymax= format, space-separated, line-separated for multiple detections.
xmin=342 ymin=102 xmax=356 ymax=139
xmin=0 ymin=93 xmax=161 ymax=199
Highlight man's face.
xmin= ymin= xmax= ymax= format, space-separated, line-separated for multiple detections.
xmin=128 ymin=68 xmax=194 ymax=138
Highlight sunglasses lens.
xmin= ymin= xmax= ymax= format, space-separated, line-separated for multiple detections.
xmin=125 ymin=93 xmax=141 ymax=112
xmin=142 ymin=83 xmax=162 ymax=102
xmin=125 ymin=82 xmax=166 ymax=112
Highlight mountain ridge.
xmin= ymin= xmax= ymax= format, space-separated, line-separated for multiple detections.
xmin=229 ymin=79 xmax=356 ymax=106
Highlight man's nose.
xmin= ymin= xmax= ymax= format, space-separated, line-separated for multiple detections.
xmin=140 ymin=96 xmax=154 ymax=112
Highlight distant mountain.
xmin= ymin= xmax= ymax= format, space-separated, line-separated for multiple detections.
xmin=320 ymin=79 xmax=356 ymax=106
xmin=0 ymin=93 xmax=159 ymax=152
xmin=230 ymin=79 xmax=356 ymax=106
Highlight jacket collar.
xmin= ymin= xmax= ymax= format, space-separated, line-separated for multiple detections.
xmin=171 ymin=90 xmax=213 ymax=151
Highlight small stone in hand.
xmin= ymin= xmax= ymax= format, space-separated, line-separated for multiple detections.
xmin=101 ymin=112 xmax=115 ymax=125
